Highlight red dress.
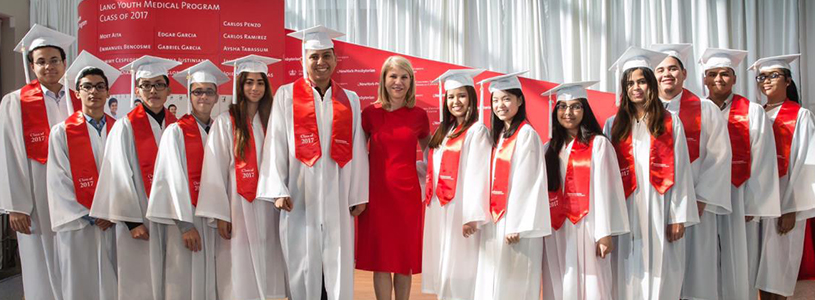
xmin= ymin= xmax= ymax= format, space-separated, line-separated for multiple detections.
xmin=356 ymin=104 xmax=430 ymax=274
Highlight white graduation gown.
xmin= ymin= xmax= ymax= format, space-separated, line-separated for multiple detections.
xmin=420 ymin=122 xmax=491 ymax=300
xmin=89 ymin=114 xmax=169 ymax=300
xmin=146 ymin=120 xmax=218 ymax=300
xmin=46 ymin=116 xmax=118 ymax=300
xmin=713 ymin=94 xmax=780 ymax=300
xmin=256 ymin=83 xmax=368 ymax=300
xmin=0 ymin=88 xmax=67 ymax=300
xmin=755 ymin=105 xmax=815 ymax=296
xmin=195 ymin=112 xmax=287 ymax=300
xmin=603 ymin=114 xmax=699 ymax=300
xmin=542 ymin=136 xmax=630 ymax=300
xmin=474 ymin=124 xmax=551 ymax=300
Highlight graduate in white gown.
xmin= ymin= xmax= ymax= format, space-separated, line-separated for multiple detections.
xmin=89 ymin=55 xmax=181 ymax=300
xmin=419 ymin=69 xmax=491 ymax=300
xmin=0 ymin=24 xmax=79 ymax=300
xmin=650 ymin=44 xmax=733 ymax=300
xmin=472 ymin=72 xmax=551 ymax=300
xmin=540 ymin=81 xmax=630 ymax=300
xmin=145 ymin=60 xmax=229 ymax=300
xmin=46 ymin=51 xmax=120 ymax=300
xmin=604 ymin=47 xmax=699 ymax=300
xmin=698 ymin=48 xmax=781 ymax=300
xmin=255 ymin=26 xmax=369 ymax=300
xmin=194 ymin=55 xmax=288 ymax=300
xmin=748 ymin=54 xmax=815 ymax=300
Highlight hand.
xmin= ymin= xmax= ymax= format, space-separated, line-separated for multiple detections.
xmin=697 ymin=202 xmax=707 ymax=217
xmin=9 ymin=212 xmax=31 ymax=235
xmin=275 ymin=197 xmax=293 ymax=212
xmin=350 ymin=203 xmax=367 ymax=217
xmin=596 ymin=236 xmax=614 ymax=258
xmin=505 ymin=233 xmax=520 ymax=244
xmin=96 ymin=219 xmax=114 ymax=231
xmin=666 ymin=223 xmax=685 ymax=243
xmin=217 ymin=219 xmax=232 ymax=240
xmin=777 ymin=212 xmax=796 ymax=235
xmin=745 ymin=216 xmax=754 ymax=222
xmin=130 ymin=225 xmax=149 ymax=240
xmin=462 ymin=221 xmax=478 ymax=238
xmin=182 ymin=228 xmax=202 ymax=252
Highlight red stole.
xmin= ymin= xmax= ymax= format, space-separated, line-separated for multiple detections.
xmin=65 ymin=111 xmax=115 ymax=209
xmin=292 ymin=78 xmax=353 ymax=168
xmin=614 ymin=114 xmax=676 ymax=198
xmin=424 ymin=124 xmax=469 ymax=207
xmin=677 ymin=89 xmax=702 ymax=163
xmin=19 ymin=80 xmax=81 ymax=164
xmin=728 ymin=94 xmax=752 ymax=187
xmin=489 ymin=122 xmax=527 ymax=222
xmin=177 ymin=115 xmax=205 ymax=207
xmin=231 ymin=115 xmax=259 ymax=202
xmin=771 ymin=100 xmax=801 ymax=178
xmin=128 ymin=104 xmax=177 ymax=197
xmin=549 ymin=137 xmax=594 ymax=230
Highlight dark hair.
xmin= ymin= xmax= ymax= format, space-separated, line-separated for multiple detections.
xmin=781 ymin=68 xmax=800 ymax=104
xmin=136 ymin=75 xmax=170 ymax=86
xmin=108 ymin=98 xmax=118 ymax=106
xmin=74 ymin=67 xmax=109 ymax=91
xmin=669 ymin=55 xmax=685 ymax=71
xmin=610 ymin=67 xmax=668 ymax=143
xmin=490 ymin=88 xmax=527 ymax=146
xmin=428 ymin=86 xmax=479 ymax=149
xmin=544 ymin=98 xmax=604 ymax=191
xmin=168 ymin=104 xmax=177 ymax=109
xmin=230 ymin=72 xmax=272 ymax=160
xmin=134 ymin=99 xmax=142 ymax=104
xmin=26 ymin=46 xmax=66 ymax=64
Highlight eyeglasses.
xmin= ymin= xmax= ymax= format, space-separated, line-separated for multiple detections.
xmin=556 ymin=103 xmax=584 ymax=111
xmin=34 ymin=58 xmax=63 ymax=67
xmin=138 ymin=82 xmax=169 ymax=91
xmin=755 ymin=72 xmax=785 ymax=83
xmin=78 ymin=83 xmax=108 ymax=92
xmin=191 ymin=89 xmax=217 ymax=97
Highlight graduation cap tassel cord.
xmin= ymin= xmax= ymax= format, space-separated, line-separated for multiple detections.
xmin=21 ymin=50 xmax=31 ymax=84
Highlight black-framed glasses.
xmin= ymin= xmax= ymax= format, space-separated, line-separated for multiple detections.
xmin=556 ymin=103 xmax=584 ymax=111
xmin=138 ymin=82 xmax=169 ymax=91
xmin=191 ymin=89 xmax=217 ymax=97
xmin=34 ymin=58 xmax=63 ymax=67
xmin=755 ymin=72 xmax=785 ymax=83
xmin=78 ymin=83 xmax=108 ymax=92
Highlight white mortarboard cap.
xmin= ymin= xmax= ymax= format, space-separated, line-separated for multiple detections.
xmin=430 ymin=68 xmax=485 ymax=121
xmin=476 ymin=71 xmax=527 ymax=122
xmin=14 ymin=24 xmax=76 ymax=84
xmin=541 ymin=81 xmax=599 ymax=138
xmin=698 ymin=48 xmax=748 ymax=71
xmin=650 ymin=43 xmax=694 ymax=65
xmin=64 ymin=50 xmax=121 ymax=92
xmin=287 ymin=25 xmax=345 ymax=51
xmin=120 ymin=55 xmax=180 ymax=110
xmin=609 ymin=46 xmax=669 ymax=72
xmin=173 ymin=60 xmax=229 ymax=89
xmin=748 ymin=54 xmax=801 ymax=73
xmin=222 ymin=55 xmax=280 ymax=104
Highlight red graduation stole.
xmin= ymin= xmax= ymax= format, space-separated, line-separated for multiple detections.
xmin=177 ymin=115 xmax=205 ymax=207
xmin=231 ymin=115 xmax=259 ymax=202
xmin=128 ymin=104 xmax=177 ymax=197
xmin=19 ymin=80 xmax=81 ymax=164
xmin=614 ymin=114 xmax=676 ymax=198
xmin=292 ymin=77 xmax=353 ymax=168
xmin=728 ymin=94 xmax=752 ymax=187
xmin=425 ymin=123 xmax=469 ymax=207
xmin=771 ymin=100 xmax=801 ymax=178
xmin=65 ymin=111 xmax=115 ymax=209
xmin=489 ymin=122 xmax=527 ymax=222
xmin=549 ymin=137 xmax=594 ymax=230
xmin=677 ymin=89 xmax=702 ymax=163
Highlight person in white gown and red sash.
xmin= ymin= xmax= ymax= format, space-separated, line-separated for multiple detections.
xmin=603 ymin=46 xmax=699 ymax=299
xmin=540 ymin=81 xmax=630 ymax=300
xmin=749 ymin=54 xmax=815 ymax=300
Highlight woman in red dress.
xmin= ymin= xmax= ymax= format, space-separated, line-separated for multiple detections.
xmin=356 ymin=56 xmax=430 ymax=300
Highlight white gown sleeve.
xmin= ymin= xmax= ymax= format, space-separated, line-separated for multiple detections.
xmin=346 ymin=90 xmax=369 ymax=208
xmin=505 ymin=126 xmax=551 ymax=238
xmin=744 ymin=104 xmax=781 ymax=218
xmin=194 ymin=115 xmax=233 ymax=223
xmin=668 ymin=114 xmax=699 ymax=226
xmin=89 ymin=119 xmax=144 ymax=222
xmin=257 ymin=86 xmax=291 ymax=201
xmin=461 ymin=123 xmax=492 ymax=226
xmin=591 ymin=136 xmax=630 ymax=240
xmin=783 ymin=109 xmax=815 ymax=220
xmin=694 ymin=101 xmax=732 ymax=214
xmin=146 ymin=125 xmax=195 ymax=224
xmin=0 ymin=91 xmax=35 ymax=215
xmin=46 ymin=123 xmax=89 ymax=231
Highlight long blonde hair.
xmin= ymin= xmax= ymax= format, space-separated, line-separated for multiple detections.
xmin=375 ymin=56 xmax=416 ymax=110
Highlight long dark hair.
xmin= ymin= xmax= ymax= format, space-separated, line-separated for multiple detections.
xmin=428 ymin=86 xmax=479 ymax=149
xmin=230 ymin=72 xmax=272 ymax=160
xmin=610 ymin=67 xmax=668 ymax=143
xmin=544 ymin=98 xmax=604 ymax=191
xmin=490 ymin=88 xmax=527 ymax=146
xmin=782 ymin=68 xmax=800 ymax=104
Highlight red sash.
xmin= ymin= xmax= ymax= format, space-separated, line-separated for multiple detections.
xmin=678 ymin=89 xmax=702 ymax=163
xmin=177 ymin=115 xmax=205 ymax=207
xmin=728 ymin=94 xmax=752 ymax=187
xmin=771 ymin=100 xmax=801 ymax=178
xmin=65 ymin=111 xmax=115 ymax=209
xmin=614 ymin=114 xmax=676 ymax=198
xmin=292 ymin=78 xmax=353 ymax=168
xmin=231 ymin=115 xmax=259 ymax=202
xmin=489 ymin=122 xmax=527 ymax=222
xmin=20 ymin=80 xmax=49 ymax=164
xmin=549 ymin=137 xmax=594 ymax=230
xmin=424 ymin=124 xmax=469 ymax=207
xmin=128 ymin=104 xmax=177 ymax=197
